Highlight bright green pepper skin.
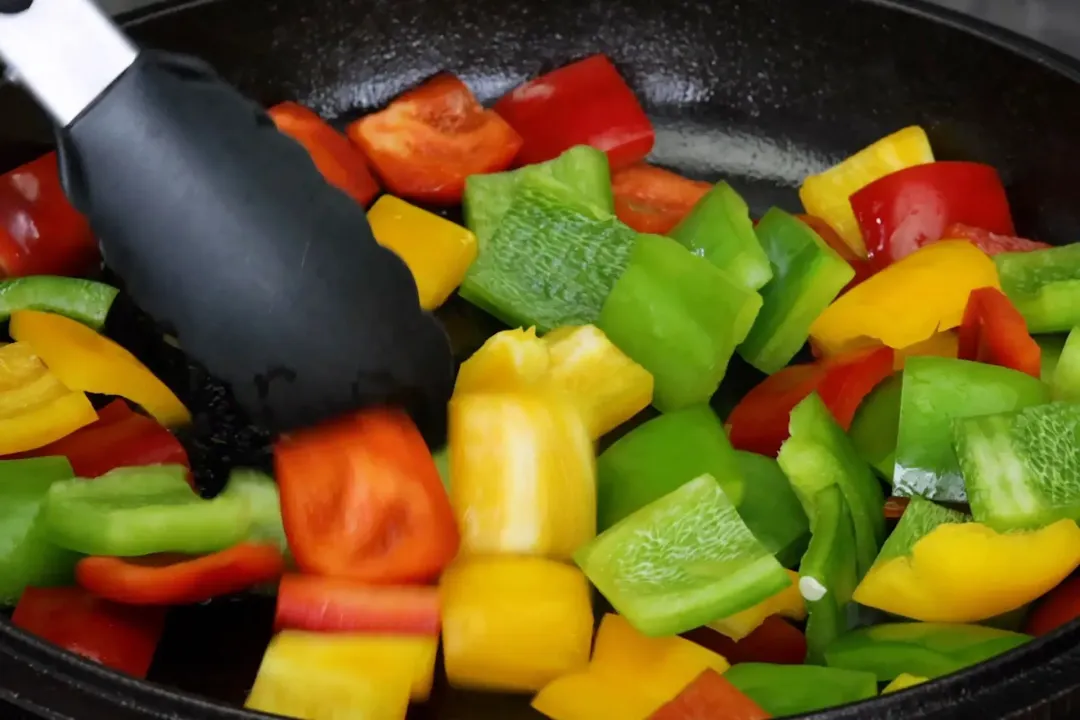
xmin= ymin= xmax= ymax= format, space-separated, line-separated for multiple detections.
xmin=1051 ymin=327 xmax=1080 ymax=402
xmin=996 ymin=244 xmax=1080 ymax=333
xmin=724 ymin=663 xmax=878 ymax=717
xmin=1037 ymin=334 xmax=1068 ymax=382
xmin=798 ymin=485 xmax=857 ymax=664
xmin=894 ymin=357 xmax=1049 ymax=503
xmin=848 ymin=372 xmax=903 ymax=481
xmin=0 ymin=277 xmax=118 ymax=331
xmin=734 ymin=451 xmax=809 ymax=568
xmin=824 ymin=623 xmax=1031 ymax=682
xmin=0 ymin=457 xmax=79 ymax=604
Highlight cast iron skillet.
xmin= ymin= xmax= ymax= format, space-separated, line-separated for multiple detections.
xmin=3 ymin=0 xmax=1080 ymax=718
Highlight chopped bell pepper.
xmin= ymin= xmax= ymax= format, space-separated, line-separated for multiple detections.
xmin=367 ymin=194 xmax=478 ymax=310
xmin=893 ymin=356 xmax=1049 ymax=503
xmin=0 ymin=341 xmax=97 ymax=455
xmin=441 ymin=556 xmax=593 ymax=692
xmin=847 ymin=372 xmax=902 ymax=479
xmin=275 ymin=574 xmax=440 ymax=635
xmin=824 ymin=622 xmax=1030 ymax=683
xmin=669 ymin=183 xmax=773 ymax=292
xmin=942 ymin=223 xmax=1051 ymax=255
xmin=809 ymin=240 xmax=1001 ymax=356
xmin=0 ymin=276 xmax=117 ymax=330
xmin=246 ymin=631 xmax=438 ymax=719
xmin=1040 ymin=334 xmax=1067 ymax=380
xmin=708 ymin=570 xmax=806 ymax=641
xmin=533 ymin=671 xmax=660 ymax=720
xmin=687 ymin=615 xmax=808 ymax=666
xmin=494 ymin=54 xmax=654 ymax=170
xmin=347 ymin=73 xmax=522 ymax=204
xmin=0 ymin=457 xmax=79 ymax=604
xmin=853 ymin=495 xmax=1080 ymax=622
xmin=884 ymin=673 xmax=928 ymax=693
xmin=723 ymin=663 xmax=878 ymax=718
xmin=892 ymin=330 xmax=959 ymax=369
xmin=1026 ymin=576 xmax=1080 ymax=636
xmin=1051 ymin=326 xmax=1080 ymax=402
xmin=455 ymin=326 xmax=552 ymax=394
xmin=12 ymin=586 xmax=165 ymax=679
xmin=576 ymin=474 xmax=790 ymax=637
xmin=9 ymin=310 xmax=190 ymax=428
xmin=649 ymin=669 xmax=771 ymax=720
xmin=958 ymin=287 xmax=1041 ymax=378
xmin=737 ymin=208 xmax=854 ymax=373
xmin=796 ymin=214 xmax=874 ymax=291
xmin=995 ymin=243 xmax=1080 ymax=333
xmin=732 ymin=451 xmax=809 ymax=569
xmin=799 ymin=126 xmax=934 ymax=257
xmin=599 ymin=233 xmax=763 ymax=411
xmin=612 ymin=163 xmax=712 ymax=235
xmin=851 ymin=161 xmax=1014 ymax=270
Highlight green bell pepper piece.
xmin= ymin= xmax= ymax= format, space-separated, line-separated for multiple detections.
xmin=894 ymin=356 xmax=1049 ymax=503
xmin=996 ymin=244 xmax=1080 ymax=333
xmin=0 ymin=277 xmax=118 ymax=331
xmin=723 ymin=663 xmax=878 ymax=717
xmin=848 ymin=372 xmax=903 ymax=481
xmin=734 ymin=450 xmax=809 ymax=568
xmin=955 ymin=402 xmax=1080 ymax=531
xmin=737 ymin=208 xmax=855 ymax=374
xmin=599 ymin=233 xmax=762 ymax=411
xmin=1037 ymin=334 xmax=1068 ymax=382
xmin=873 ymin=495 xmax=969 ymax=567
xmin=825 ymin=623 xmax=1031 ymax=682
xmin=668 ymin=182 xmax=772 ymax=291
xmin=0 ymin=457 xmax=79 ymax=604
xmin=1051 ymin=327 xmax=1080 ymax=402
xmin=798 ymin=484 xmax=858 ymax=664
xmin=219 ymin=469 xmax=287 ymax=553
xmin=777 ymin=393 xmax=886 ymax=577
xmin=575 ymin=473 xmax=790 ymax=637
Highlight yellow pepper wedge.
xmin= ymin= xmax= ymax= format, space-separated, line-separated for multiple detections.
xmin=532 ymin=670 xmax=655 ymax=720
xmin=893 ymin=331 xmax=959 ymax=370
xmin=853 ymin=519 xmax=1080 ymax=623
xmin=9 ymin=310 xmax=189 ymax=428
xmin=708 ymin=570 xmax=806 ymax=641
xmin=441 ymin=556 xmax=593 ymax=693
xmin=884 ymin=673 xmax=929 ymax=694
xmin=809 ymin=240 xmax=1000 ymax=356
xmin=454 ymin=327 xmax=551 ymax=395
xmin=368 ymin=194 xmax=478 ymax=310
xmin=245 ymin=631 xmax=438 ymax=720
xmin=799 ymin=126 xmax=934 ymax=257
xmin=0 ymin=342 xmax=97 ymax=454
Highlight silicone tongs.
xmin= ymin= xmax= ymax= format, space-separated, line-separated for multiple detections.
xmin=0 ymin=0 xmax=454 ymax=438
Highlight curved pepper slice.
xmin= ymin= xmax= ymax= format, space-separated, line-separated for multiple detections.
xmin=723 ymin=663 xmax=878 ymax=718
xmin=612 ymin=164 xmax=712 ymax=235
xmin=958 ymin=286 xmax=1041 ymax=378
xmin=76 ymin=542 xmax=285 ymax=605
xmin=275 ymin=574 xmax=440 ymax=636
xmin=650 ymin=669 xmax=771 ymax=720
xmin=732 ymin=451 xmax=809 ymax=569
xmin=0 ymin=276 xmax=117 ymax=330
xmin=9 ymin=310 xmax=189 ymax=427
xmin=809 ymin=240 xmax=1000 ymax=356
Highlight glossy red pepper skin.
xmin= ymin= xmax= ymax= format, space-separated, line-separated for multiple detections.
xmin=612 ymin=164 xmax=712 ymax=234
xmin=12 ymin=586 xmax=165 ymax=678
xmin=494 ymin=55 xmax=655 ymax=170
xmin=958 ymin=287 xmax=1042 ymax=378
xmin=649 ymin=669 xmax=772 ymax=720
xmin=1027 ymin=576 xmax=1080 ymax=636
xmin=851 ymin=162 xmax=1014 ymax=270
xmin=275 ymin=574 xmax=440 ymax=635
xmin=940 ymin=223 xmax=1052 ymax=255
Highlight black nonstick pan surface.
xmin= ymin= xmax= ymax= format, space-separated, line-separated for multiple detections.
xmin=4 ymin=0 xmax=1080 ymax=718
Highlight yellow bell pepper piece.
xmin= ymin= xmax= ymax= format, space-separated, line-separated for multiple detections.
xmin=809 ymin=240 xmax=1000 ymax=356
xmin=884 ymin=673 xmax=929 ymax=694
xmin=853 ymin=519 xmax=1080 ymax=623
xmin=708 ymin=570 xmax=806 ymax=641
xmin=245 ymin=631 xmax=438 ymax=720
xmin=533 ymin=669 xmax=656 ymax=720
xmin=893 ymin=331 xmax=959 ymax=370
xmin=368 ymin=194 xmax=478 ymax=310
xmin=799 ymin=126 xmax=934 ymax=257
xmin=449 ymin=391 xmax=596 ymax=558
xmin=441 ymin=556 xmax=593 ymax=693
xmin=454 ymin=327 xmax=551 ymax=395
xmin=10 ymin=310 xmax=190 ymax=428
xmin=0 ymin=342 xmax=97 ymax=454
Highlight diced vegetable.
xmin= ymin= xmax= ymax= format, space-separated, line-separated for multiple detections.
xmin=12 ymin=586 xmax=165 ymax=678
xmin=0 ymin=277 xmax=117 ymax=330
xmin=576 ymin=474 xmax=790 ymax=636
xmin=958 ymin=287 xmax=1041 ymax=378
xmin=1026 ymin=576 xmax=1080 ymax=636
xmin=10 ymin=310 xmax=190 ymax=428
xmin=943 ymin=223 xmax=1051 ymax=255
xmin=275 ymin=574 xmax=440 ymax=635
xmin=1051 ymin=326 xmax=1080 ymax=401
xmin=612 ymin=164 xmax=712 ymax=235
xmin=441 ymin=556 xmax=593 ymax=692
xmin=798 ymin=126 xmax=934 ymax=257
xmin=708 ymin=570 xmax=806 ymax=641
xmin=269 ymin=101 xmax=380 ymax=207
xmin=347 ymin=73 xmax=522 ymax=204
xmin=689 ymin=615 xmax=808 ymax=666
xmin=892 ymin=331 xmax=960 ymax=369
xmin=599 ymin=233 xmax=763 ymax=411
xmin=809 ymin=240 xmax=1000 ymax=356
xmin=893 ymin=357 xmax=1049 ymax=502
xmin=797 ymin=214 xmax=874 ymax=291
xmin=848 ymin=372 xmax=902 ymax=479
xmin=851 ymin=161 xmax=1014 ymax=269
xmin=494 ymin=55 xmax=654 ymax=170
xmin=649 ymin=669 xmax=771 ymax=720
xmin=995 ymin=243 xmax=1080 ymax=333
xmin=220 ymin=469 xmax=288 ymax=552
xmin=732 ymin=452 xmax=810 ymax=568
xmin=723 ymin=663 xmax=878 ymax=717
xmin=533 ymin=671 xmax=662 ymax=720
xmin=883 ymin=674 xmax=928 ymax=693
xmin=738 ymin=208 xmax=854 ymax=373
xmin=275 ymin=408 xmax=459 ymax=582
xmin=669 ymin=183 xmax=773 ymax=292
xmin=367 ymin=195 xmax=478 ymax=310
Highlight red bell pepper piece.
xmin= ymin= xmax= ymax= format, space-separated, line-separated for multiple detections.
xmin=11 ymin=399 xmax=189 ymax=478
xmin=611 ymin=164 xmax=711 ymax=234
xmin=275 ymin=574 xmax=440 ymax=635
xmin=1026 ymin=576 xmax=1080 ymax=636
xmin=347 ymin=74 xmax=522 ymax=204
xmin=884 ymin=496 xmax=910 ymax=520
xmin=851 ymin=161 xmax=1015 ymax=270
xmin=649 ymin=669 xmax=771 ymax=720
xmin=275 ymin=407 xmax=459 ymax=583
xmin=269 ymin=102 xmax=380 ymax=207
xmin=939 ymin=223 xmax=1052 ymax=255
xmin=796 ymin=214 xmax=875 ymax=291
xmin=493 ymin=55 xmax=655 ymax=170
xmin=12 ymin=586 xmax=165 ymax=677
xmin=0 ymin=154 xmax=99 ymax=278
xmin=958 ymin=287 xmax=1041 ymax=378
xmin=727 ymin=345 xmax=895 ymax=456
xmin=75 ymin=543 xmax=285 ymax=605
xmin=683 ymin=616 xmax=808 ymax=666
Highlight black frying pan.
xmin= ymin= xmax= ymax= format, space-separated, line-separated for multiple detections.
xmin=3 ymin=0 xmax=1080 ymax=718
